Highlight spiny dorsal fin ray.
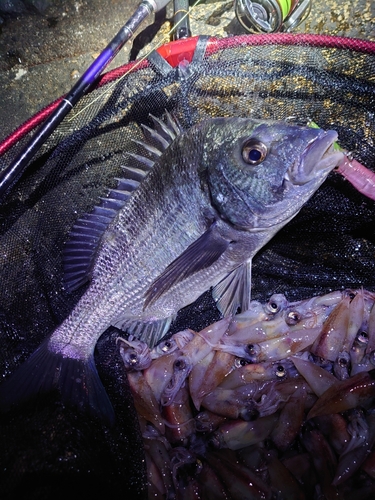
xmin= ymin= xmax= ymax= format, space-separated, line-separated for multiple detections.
xmin=121 ymin=165 xmax=149 ymax=182
xmin=63 ymin=111 xmax=182 ymax=294
xmin=127 ymin=152 xmax=155 ymax=169
xmin=149 ymin=112 xmax=181 ymax=143
xmin=165 ymin=110 xmax=182 ymax=136
xmin=131 ymin=139 xmax=163 ymax=159
xmin=140 ymin=112 xmax=181 ymax=152
xmin=141 ymin=123 xmax=170 ymax=150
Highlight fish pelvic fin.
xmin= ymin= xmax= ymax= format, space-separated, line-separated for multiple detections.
xmin=212 ymin=260 xmax=252 ymax=317
xmin=0 ymin=338 xmax=115 ymax=424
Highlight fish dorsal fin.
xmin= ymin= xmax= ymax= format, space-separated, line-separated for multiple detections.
xmin=141 ymin=111 xmax=182 ymax=152
xmin=63 ymin=112 xmax=181 ymax=293
xmin=212 ymin=260 xmax=252 ymax=316
xmin=63 ymin=204 xmax=121 ymax=293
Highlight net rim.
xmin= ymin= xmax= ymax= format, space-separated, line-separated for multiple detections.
xmin=1 ymin=33 xmax=374 ymax=156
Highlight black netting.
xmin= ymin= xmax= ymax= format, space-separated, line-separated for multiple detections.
xmin=1 ymin=34 xmax=375 ymax=498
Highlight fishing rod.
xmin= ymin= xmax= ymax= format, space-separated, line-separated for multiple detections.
xmin=0 ymin=0 xmax=172 ymax=201
xmin=173 ymin=0 xmax=192 ymax=39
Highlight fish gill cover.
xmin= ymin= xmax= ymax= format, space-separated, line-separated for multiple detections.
xmin=0 ymin=34 xmax=375 ymax=498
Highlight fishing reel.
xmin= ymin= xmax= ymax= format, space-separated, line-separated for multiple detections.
xmin=235 ymin=0 xmax=312 ymax=33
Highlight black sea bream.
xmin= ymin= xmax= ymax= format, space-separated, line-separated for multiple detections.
xmin=0 ymin=115 xmax=344 ymax=421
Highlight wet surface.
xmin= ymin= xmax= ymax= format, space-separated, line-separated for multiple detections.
xmin=0 ymin=0 xmax=374 ymax=147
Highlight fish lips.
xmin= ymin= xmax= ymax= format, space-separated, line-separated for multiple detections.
xmin=287 ymin=130 xmax=344 ymax=185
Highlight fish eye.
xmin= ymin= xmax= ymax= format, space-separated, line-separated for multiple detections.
xmin=242 ymin=139 xmax=267 ymax=165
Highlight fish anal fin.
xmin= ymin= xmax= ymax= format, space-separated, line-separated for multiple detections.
xmin=113 ymin=316 xmax=174 ymax=349
xmin=0 ymin=339 xmax=115 ymax=424
xmin=212 ymin=260 xmax=252 ymax=317
xmin=144 ymin=227 xmax=230 ymax=309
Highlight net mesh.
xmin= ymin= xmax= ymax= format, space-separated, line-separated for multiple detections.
xmin=1 ymin=34 xmax=375 ymax=498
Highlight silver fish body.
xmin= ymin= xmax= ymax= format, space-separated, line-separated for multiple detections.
xmin=0 ymin=116 xmax=344 ymax=421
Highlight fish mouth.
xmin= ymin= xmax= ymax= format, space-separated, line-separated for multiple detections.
xmin=286 ymin=130 xmax=344 ymax=185
xmin=251 ymin=130 xmax=344 ymax=229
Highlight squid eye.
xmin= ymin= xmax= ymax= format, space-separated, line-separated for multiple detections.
xmin=235 ymin=358 xmax=248 ymax=368
xmin=242 ymin=139 xmax=267 ymax=165
xmin=275 ymin=365 xmax=286 ymax=378
xmin=161 ymin=340 xmax=174 ymax=352
xmin=285 ymin=310 xmax=300 ymax=326
xmin=265 ymin=294 xmax=287 ymax=315
xmin=357 ymin=331 xmax=369 ymax=345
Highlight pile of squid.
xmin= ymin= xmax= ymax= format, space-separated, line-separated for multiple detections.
xmin=118 ymin=289 xmax=375 ymax=499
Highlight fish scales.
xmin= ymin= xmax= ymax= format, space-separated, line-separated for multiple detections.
xmin=0 ymin=115 xmax=344 ymax=422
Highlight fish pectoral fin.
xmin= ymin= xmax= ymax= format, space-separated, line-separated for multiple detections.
xmin=143 ymin=227 xmax=231 ymax=309
xmin=113 ymin=316 xmax=175 ymax=348
xmin=212 ymin=260 xmax=252 ymax=317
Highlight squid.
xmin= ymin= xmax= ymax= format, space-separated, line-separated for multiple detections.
xmin=126 ymin=370 xmax=165 ymax=434
xmin=311 ymin=294 xmax=351 ymax=361
xmin=218 ymin=359 xmax=296 ymax=390
xmin=307 ymin=369 xmax=375 ymax=419
xmin=270 ymin=385 xmax=308 ymax=451
xmin=162 ymin=384 xmax=195 ymax=445
xmin=205 ymin=449 xmax=272 ymax=499
xmin=314 ymin=413 xmax=351 ymax=455
xmin=301 ymin=428 xmax=339 ymax=499
xmin=150 ymin=329 xmax=194 ymax=359
xmin=211 ymin=414 xmax=279 ymax=451
xmin=332 ymin=409 xmax=375 ymax=486
xmin=200 ymin=382 xmax=271 ymax=420
xmin=117 ymin=336 xmax=152 ymax=371
xmin=189 ymin=350 xmax=235 ymax=410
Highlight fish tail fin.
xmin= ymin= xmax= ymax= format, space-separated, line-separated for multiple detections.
xmin=0 ymin=339 xmax=115 ymax=424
